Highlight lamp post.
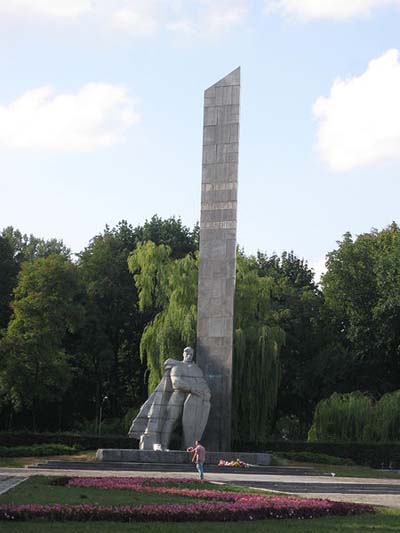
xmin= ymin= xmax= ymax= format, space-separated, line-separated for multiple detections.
xmin=98 ymin=395 xmax=108 ymax=436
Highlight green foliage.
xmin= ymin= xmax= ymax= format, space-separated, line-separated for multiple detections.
xmin=0 ymin=217 xmax=199 ymax=432
xmin=233 ymin=439 xmax=400 ymax=468
xmin=128 ymin=242 xmax=198 ymax=391
xmin=275 ymin=451 xmax=354 ymax=465
xmin=0 ymin=444 xmax=79 ymax=457
xmin=1 ymin=226 xmax=70 ymax=264
xmin=0 ymin=476 xmax=215 ymax=507
xmin=308 ymin=392 xmax=373 ymax=443
xmin=130 ymin=245 xmax=285 ymax=441
xmin=134 ymin=215 xmax=199 ymax=259
xmin=75 ymin=221 xmax=142 ymax=423
xmin=73 ymin=417 xmax=126 ymax=436
xmin=0 ymin=431 xmax=135 ymax=450
xmin=233 ymin=254 xmax=285 ymax=442
xmin=372 ymin=390 xmax=400 ymax=442
xmin=0 ymin=255 xmax=82 ymax=428
xmin=122 ymin=407 xmax=140 ymax=434
xmin=272 ymin=415 xmax=305 ymax=441
xmin=0 ymin=235 xmax=18 ymax=331
xmin=68 ymin=217 xmax=198 ymax=430
xmin=129 ymin=241 xmax=173 ymax=313
xmin=323 ymin=222 xmax=400 ymax=395
xmin=309 ymin=390 xmax=400 ymax=444
xmin=256 ymin=251 xmax=328 ymax=427
xmin=0 ymin=228 xmax=69 ymax=335
xmin=3 ymin=217 xmax=400 ymax=440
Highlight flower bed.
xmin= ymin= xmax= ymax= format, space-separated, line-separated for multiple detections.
xmin=0 ymin=477 xmax=375 ymax=522
xmin=66 ymin=476 xmax=240 ymax=501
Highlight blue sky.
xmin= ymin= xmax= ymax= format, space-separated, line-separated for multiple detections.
xmin=1 ymin=1 xmax=400 ymax=278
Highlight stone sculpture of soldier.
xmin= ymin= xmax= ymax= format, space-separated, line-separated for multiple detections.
xmin=128 ymin=347 xmax=211 ymax=450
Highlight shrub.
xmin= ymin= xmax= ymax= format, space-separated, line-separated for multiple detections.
xmin=308 ymin=392 xmax=373 ymax=443
xmin=122 ymin=407 xmax=139 ymax=434
xmin=272 ymin=416 xmax=306 ymax=441
xmin=0 ymin=432 xmax=138 ymax=450
xmin=234 ymin=440 xmax=400 ymax=469
xmin=73 ymin=418 xmax=127 ymax=436
xmin=370 ymin=390 xmax=400 ymax=442
xmin=275 ymin=451 xmax=353 ymax=466
xmin=308 ymin=390 xmax=400 ymax=444
xmin=0 ymin=444 xmax=79 ymax=457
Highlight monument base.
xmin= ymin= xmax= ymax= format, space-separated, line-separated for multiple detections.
xmin=96 ymin=449 xmax=271 ymax=466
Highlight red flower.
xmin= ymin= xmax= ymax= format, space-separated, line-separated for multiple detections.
xmin=0 ymin=477 xmax=375 ymax=522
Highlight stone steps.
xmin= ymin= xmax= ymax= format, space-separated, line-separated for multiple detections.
xmin=96 ymin=449 xmax=271 ymax=466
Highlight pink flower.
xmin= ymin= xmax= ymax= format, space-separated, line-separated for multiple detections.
xmin=0 ymin=477 xmax=375 ymax=523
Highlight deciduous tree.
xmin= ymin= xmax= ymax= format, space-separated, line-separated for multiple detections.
xmin=0 ymin=255 xmax=82 ymax=429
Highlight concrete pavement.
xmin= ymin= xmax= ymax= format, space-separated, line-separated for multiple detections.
xmin=0 ymin=475 xmax=27 ymax=496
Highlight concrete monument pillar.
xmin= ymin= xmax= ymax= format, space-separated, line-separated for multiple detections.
xmin=196 ymin=67 xmax=240 ymax=451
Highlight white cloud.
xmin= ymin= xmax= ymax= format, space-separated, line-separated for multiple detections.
xmin=0 ymin=0 xmax=248 ymax=38
xmin=266 ymin=0 xmax=400 ymax=20
xmin=0 ymin=83 xmax=140 ymax=151
xmin=199 ymin=0 xmax=248 ymax=35
xmin=111 ymin=0 xmax=249 ymax=38
xmin=0 ymin=0 xmax=92 ymax=18
xmin=111 ymin=1 xmax=163 ymax=36
xmin=168 ymin=0 xmax=248 ymax=37
xmin=313 ymin=49 xmax=400 ymax=172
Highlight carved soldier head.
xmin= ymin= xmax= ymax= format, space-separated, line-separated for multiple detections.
xmin=183 ymin=346 xmax=194 ymax=363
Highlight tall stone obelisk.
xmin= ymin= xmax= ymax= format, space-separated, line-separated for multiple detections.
xmin=196 ymin=67 xmax=240 ymax=452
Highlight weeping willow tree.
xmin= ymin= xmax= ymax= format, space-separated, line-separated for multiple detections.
xmin=308 ymin=392 xmax=373 ymax=442
xmin=232 ymin=254 xmax=285 ymax=443
xmin=309 ymin=390 xmax=400 ymax=443
xmin=128 ymin=241 xmax=198 ymax=391
xmin=129 ymin=242 xmax=285 ymax=442
xmin=368 ymin=390 xmax=400 ymax=442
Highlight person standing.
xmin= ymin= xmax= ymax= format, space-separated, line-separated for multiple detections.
xmin=187 ymin=440 xmax=206 ymax=480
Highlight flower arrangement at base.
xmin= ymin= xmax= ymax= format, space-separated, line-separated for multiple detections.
xmin=218 ymin=458 xmax=250 ymax=468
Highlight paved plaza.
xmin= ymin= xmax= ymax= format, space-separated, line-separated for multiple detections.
xmin=0 ymin=475 xmax=27 ymax=496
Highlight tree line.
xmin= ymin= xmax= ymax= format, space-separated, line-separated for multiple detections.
xmin=1 ymin=218 xmax=400 ymax=442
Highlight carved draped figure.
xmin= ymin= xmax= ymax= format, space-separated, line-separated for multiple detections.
xmin=128 ymin=358 xmax=210 ymax=450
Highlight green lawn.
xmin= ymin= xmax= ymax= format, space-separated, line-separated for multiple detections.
xmin=0 ymin=476 xmax=399 ymax=532
xmin=0 ymin=509 xmax=400 ymax=532
xmin=0 ymin=476 xmax=274 ymax=504
xmin=0 ymin=476 xmax=195 ymax=505
xmin=271 ymin=456 xmax=400 ymax=479
xmin=292 ymin=462 xmax=400 ymax=479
